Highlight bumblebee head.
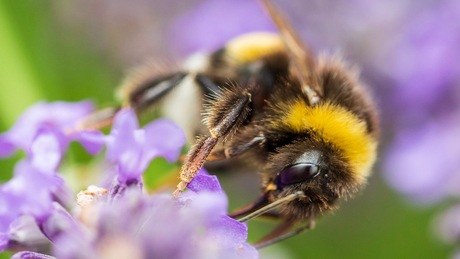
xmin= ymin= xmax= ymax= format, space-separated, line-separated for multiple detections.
xmin=263 ymin=138 xmax=359 ymax=220
xmin=263 ymin=101 xmax=378 ymax=220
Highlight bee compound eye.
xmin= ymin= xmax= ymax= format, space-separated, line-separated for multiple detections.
xmin=278 ymin=163 xmax=320 ymax=187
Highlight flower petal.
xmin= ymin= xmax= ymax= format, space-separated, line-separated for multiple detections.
xmin=106 ymin=109 xmax=143 ymax=182
xmin=187 ymin=169 xmax=222 ymax=193
xmin=69 ymin=130 xmax=106 ymax=155
xmin=143 ymin=118 xmax=185 ymax=162
xmin=30 ymin=130 xmax=66 ymax=173
xmin=206 ymin=216 xmax=248 ymax=248
xmin=0 ymin=135 xmax=15 ymax=157
xmin=2 ymin=101 xmax=94 ymax=153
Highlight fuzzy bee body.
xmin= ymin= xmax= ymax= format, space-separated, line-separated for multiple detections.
xmin=116 ymin=1 xmax=379 ymax=246
xmin=122 ymin=31 xmax=378 ymax=223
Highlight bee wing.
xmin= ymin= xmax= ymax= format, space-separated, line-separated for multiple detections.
xmin=260 ymin=0 xmax=320 ymax=105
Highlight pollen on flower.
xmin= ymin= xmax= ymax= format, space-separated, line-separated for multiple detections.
xmin=75 ymin=185 xmax=108 ymax=229
xmin=77 ymin=185 xmax=108 ymax=207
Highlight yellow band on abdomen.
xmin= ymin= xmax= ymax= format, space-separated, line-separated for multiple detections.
xmin=280 ymin=100 xmax=377 ymax=182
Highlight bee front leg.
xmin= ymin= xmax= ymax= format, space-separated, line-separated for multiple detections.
xmin=255 ymin=219 xmax=315 ymax=249
xmin=173 ymin=86 xmax=253 ymax=196
xmin=207 ymin=135 xmax=265 ymax=161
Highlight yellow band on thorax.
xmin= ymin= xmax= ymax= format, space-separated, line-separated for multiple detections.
xmin=226 ymin=32 xmax=284 ymax=63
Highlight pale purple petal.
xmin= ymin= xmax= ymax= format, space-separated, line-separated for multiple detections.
xmin=0 ymin=101 xmax=94 ymax=156
xmin=52 ymin=202 xmax=97 ymax=258
xmin=106 ymin=109 xmax=144 ymax=182
xmin=30 ymin=130 xmax=66 ymax=173
xmin=0 ymin=137 xmax=15 ymax=157
xmin=69 ymin=130 xmax=105 ymax=155
xmin=0 ymin=192 xmax=18 ymax=251
xmin=237 ymin=243 xmax=259 ymax=259
xmin=8 ymin=215 xmax=48 ymax=250
xmin=143 ymin=118 xmax=186 ymax=162
xmin=29 ymin=101 xmax=94 ymax=129
xmin=0 ymin=191 xmax=18 ymax=233
xmin=3 ymin=160 xmax=59 ymax=220
xmin=206 ymin=216 xmax=248 ymax=248
xmin=53 ymin=232 xmax=96 ymax=259
xmin=0 ymin=233 xmax=7 ymax=251
xmin=40 ymin=203 xmax=88 ymax=243
xmin=181 ymin=191 xmax=228 ymax=224
xmin=383 ymin=118 xmax=460 ymax=203
xmin=105 ymin=109 xmax=139 ymax=162
xmin=187 ymin=169 xmax=223 ymax=193
xmin=106 ymin=109 xmax=186 ymax=185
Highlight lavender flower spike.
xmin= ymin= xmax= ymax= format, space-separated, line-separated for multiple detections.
xmin=53 ymin=170 xmax=257 ymax=259
xmin=105 ymin=109 xmax=185 ymax=196
xmin=1 ymin=102 xmax=257 ymax=258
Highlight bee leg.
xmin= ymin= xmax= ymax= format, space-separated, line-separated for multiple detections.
xmin=173 ymin=88 xmax=253 ymax=196
xmin=127 ymin=72 xmax=187 ymax=112
xmin=73 ymin=107 xmax=120 ymax=132
xmin=207 ymin=135 xmax=265 ymax=162
xmin=228 ymin=193 xmax=270 ymax=218
xmin=231 ymin=193 xmax=313 ymax=247
xmin=195 ymin=73 xmax=222 ymax=95
xmin=74 ymin=72 xmax=188 ymax=132
xmin=255 ymin=219 xmax=315 ymax=249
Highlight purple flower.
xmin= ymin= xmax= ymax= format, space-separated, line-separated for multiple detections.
xmin=0 ymin=133 xmax=67 ymax=250
xmin=0 ymin=101 xmax=105 ymax=161
xmin=0 ymin=101 xmax=101 ymax=156
xmin=0 ymin=160 xmax=61 ymax=251
xmin=49 ymin=170 xmax=257 ymax=259
xmin=383 ymin=115 xmax=460 ymax=203
xmin=1 ymin=101 xmax=257 ymax=258
xmin=105 ymin=109 xmax=185 ymax=188
xmin=0 ymin=101 xmax=105 ymax=252
xmin=0 ymin=132 xmax=69 ymax=237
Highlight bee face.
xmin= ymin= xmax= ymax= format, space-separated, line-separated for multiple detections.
xmin=263 ymin=135 xmax=360 ymax=221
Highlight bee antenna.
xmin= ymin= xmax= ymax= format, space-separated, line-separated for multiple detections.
xmin=237 ymin=191 xmax=305 ymax=223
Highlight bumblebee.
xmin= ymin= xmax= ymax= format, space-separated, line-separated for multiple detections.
xmin=93 ymin=0 xmax=379 ymax=247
